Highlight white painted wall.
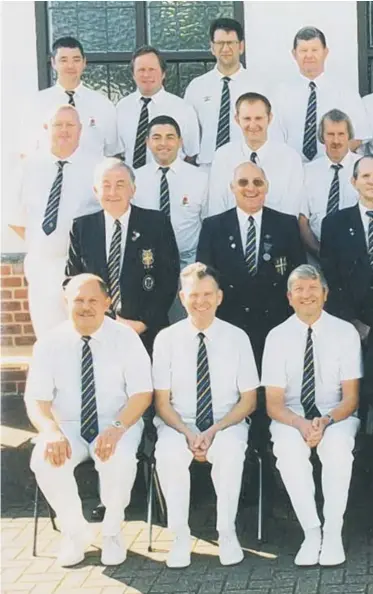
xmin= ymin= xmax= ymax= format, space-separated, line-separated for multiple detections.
xmin=1 ymin=1 xmax=39 ymax=254
xmin=244 ymin=1 xmax=359 ymax=92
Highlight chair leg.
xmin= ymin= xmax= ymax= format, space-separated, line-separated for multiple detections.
xmin=257 ymin=453 xmax=263 ymax=544
xmin=147 ymin=462 xmax=154 ymax=552
xmin=47 ymin=502 xmax=58 ymax=532
xmin=153 ymin=467 xmax=167 ymax=525
xmin=32 ymin=483 xmax=40 ymax=557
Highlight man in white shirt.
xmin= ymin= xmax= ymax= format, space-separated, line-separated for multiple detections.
xmin=8 ymin=105 xmax=101 ymax=337
xmin=133 ymin=115 xmax=208 ymax=269
xmin=117 ymin=46 xmax=199 ymax=169
xmin=25 ymin=273 xmax=153 ymax=567
xmin=262 ymin=265 xmax=362 ymax=566
xmin=299 ymin=109 xmax=359 ymax=258
xmin=153 ymin=262 xmax=259 ymax=568
xmin=208 ymin=92 xmax=304 ymax=216
xmin=19 ymin=37 xmax=118 ymax=158
xmin=184 ymin=18 xmax=265 ymax=170
xmin=271 ymin=27 xmax=369 ymax=162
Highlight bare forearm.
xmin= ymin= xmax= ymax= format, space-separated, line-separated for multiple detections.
xmin=26 ymin=400 xmax=60 ymax=434
xmin=215 ymin=392 xmax=257 ymax=432
xmin=9 ymin=225 xmax=25 ymax=240
xmin=267 ymin=404 xmax=304 ymax=428
xmin=156 ymin=402 xmax=191 ymax=437
xmin=118 ymin=392 xmax=153 ymax=428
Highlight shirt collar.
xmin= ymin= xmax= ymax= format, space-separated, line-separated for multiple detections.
xmin=292 ymin=310 xmax=326 ymax=336
xmin=300 ymin=71 xmax=325 ymax=89
xmin=50 ymin=146 xmax=81 ymax=166
xmin=150 ymin=156 xmax=181 ymax=176
xmin=242 ymin=139 xmax=269 ymax=160
xmin=134 ymin=87 xmax=165 ymax=103
xmin=69 ymin=316 xmax=107 ymax=345
xmin=358 ymin=200 xmax=373 ymax=219
xmin=214 ymin=64 xmax=244 ymax=81
xmin=104 ymin=205 xmax=131 ymax=228
xmin=236 ymin=206 xmax=263 ymax=227
xmin=55 ymin=81 xmax=83 ymax=97
xmin=186 ymin=316 xmax=220 ymax=341
xmin=325 ymin=150 xmax=353 ymax=169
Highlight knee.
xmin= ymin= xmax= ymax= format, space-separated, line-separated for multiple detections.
xmin=30 ymin=444 xmax=73 ymax=476
xmin=156 ymin=438 xmax=190 ymax=469
xmin=273 ymin=440 xmax=310 ymax=469
xmin=210 ymin=435 xmax=246 ymax=466
xmin=318 ymin=434 xmax=354 ymax=465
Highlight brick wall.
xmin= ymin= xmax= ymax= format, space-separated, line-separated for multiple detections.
xmin=1 ymin=255 xmax=36 ymax=348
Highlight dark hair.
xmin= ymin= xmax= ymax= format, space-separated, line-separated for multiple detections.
xmin=293 ymin=26 xmax=327 ymax=50
xmin=180 ymin=263 xmax=221 ymax=289
xmin=236 ymin=92 xmax=272 ymax=116
xmin=352 ymin=156 xmax=373 ymax=180
xmin=52 ymin=36 xmax=85 ymax=59
xmin=317 ymin=109 xmax=354 ymax=143
xmin=147 ymin=115 xmax=181 ymax=138
xmin=131 ymin=45 xmax=167 ymax=74
xmin=209 ymin=18 xmax=244 ymax=42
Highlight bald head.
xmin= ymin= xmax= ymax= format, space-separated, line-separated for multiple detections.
xmin=47 ymin=104 xmax=82 ymax=157
xmin=65 ymin=274 xmax=111 ymax=336
xmin=230 ymin=161 xmax=268 ymax=214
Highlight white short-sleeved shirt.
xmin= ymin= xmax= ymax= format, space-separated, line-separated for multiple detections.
xmin=18 ymin=83 xmax=118 ymax=158
xmin=152 ymin=317 xmax=260 ymax=424
xmin=300 ymin=151 xmax=359 ymax=240
xmin=133 ymin=158 xmax=208 ymax=268
xmin=271 ymin=73 xmax=370 ymax=161
xmin=261 ymin=311 xmax=362 ymax=416
xmin=184 ymin=65 xmax=267 ymax=166
xmin=25 ymin=316 xmax=153 ymax=430
xmin=208 ymin=139 xmax=304 ymax=216
xmin=7 ymin=148 xmax=101 ymax=268
xmin=117 ymin=88 xmax=200 ymax=166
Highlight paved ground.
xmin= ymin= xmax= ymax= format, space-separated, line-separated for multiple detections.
xmin=1 ymin=394 xmax=373 ymax=594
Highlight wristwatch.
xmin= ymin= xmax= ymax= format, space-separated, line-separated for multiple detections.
xmin=112 ymin=420 xmax=126 ymax=431
xmin=325 ymin=414 xmax=335 ymax=427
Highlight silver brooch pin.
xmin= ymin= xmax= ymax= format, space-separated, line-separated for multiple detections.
xmin=132 ymin=231 xmax=141 ymax=241
xmin=349 ymin=228 xmax=355 ymax=236
xmin=230 ymin=243 xmax=236 ymax=249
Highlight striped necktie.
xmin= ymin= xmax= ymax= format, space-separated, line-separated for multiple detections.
xmin=326 ymin=164 xmax=343 ymax=216
xmin=41 ymin=161 xmax=67 ymax=235
xmin=302 ymin=81 xmax=317 ymax=161
xmin=159 ymin=167 xmax=170 ymax=217
xmin=250 ymin=152 xmax=258 ymax=164
xmin=133 ymin=97 xmax=151 ymax=169
xmin=216 ymin=77 xmax=231 ymax=150
xmin=107 ymin=219 xmax=122 ymax=313
xmin=245 ymin=216 xmax=257 ymax=276
xmin=80 ymin=336 xmax=99 ymax=443
xmin=300 ymin=327 xmax=321 ymax=420
xmin=65 ymin=90 xmax=75 ymax=106
xmin=196 ymin=332 xmax=214 ymax=431
xmin=367 ymin=210 xmax=373 ymax=268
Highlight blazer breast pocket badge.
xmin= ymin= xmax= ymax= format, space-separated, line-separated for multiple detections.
xmin=273 ymin=256 xmax=288 ymax=275
xmin=142 ymin=249 xmax=154 ymax=269
xmin=143 ymin=275 xmax=155 ymax=291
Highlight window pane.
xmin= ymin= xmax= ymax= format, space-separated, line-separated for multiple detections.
xmin=369 ymin=2 xmax=373 ymax=48
xmin=108 ymin=64 xmax=135 ymax=104
xmin=147 ymin=1 xmax=235 ymax=51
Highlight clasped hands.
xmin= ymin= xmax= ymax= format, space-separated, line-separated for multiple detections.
xmin=296 ymin=416 xmax=330 ymax=448
xmin=185 ymin=426 xmax=218 ymax=462
xmin=42 ymin=425 xmax=125 ymax=467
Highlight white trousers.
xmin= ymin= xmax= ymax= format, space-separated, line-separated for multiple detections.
xmin=155 ymin=423 xmax=248 ymax=535
xmin=270 ymin=417 xmax=360 ymax=532
xmin=31 ymin=421 xmax=143 ymax=536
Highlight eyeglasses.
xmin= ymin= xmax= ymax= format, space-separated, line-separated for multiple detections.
xmin=213 ymin=41 xmax=240 ymax=49
xmin=236 ymin=178 xmax=266 ymax=188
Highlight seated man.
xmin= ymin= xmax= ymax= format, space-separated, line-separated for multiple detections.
xmin=25 ymin=274 xmax=153 ymax=567
xmin=262 ymin=265 xmax=362 ymax=566
xmin=153 ymin=262 xmax=259 ymax=568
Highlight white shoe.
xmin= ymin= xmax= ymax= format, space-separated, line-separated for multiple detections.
xmin=57 ymin=526 xmax=94 ymax=567
xmin=218 ymin=532 xmax=244 ymax=566
xmin=101 ymin=533 xmax=127 ymax=566
xmin=319 ymin=532 xmax=345 ymax=566
xmin=166 ymin=534 xmax=191 ymax=568
xmin=294 ymin=528 xmax=321 ymax=566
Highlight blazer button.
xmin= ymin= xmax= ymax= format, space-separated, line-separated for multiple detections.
xmin=229 ymin=284 xmax=234 ymax=289
xmin=273 ymin=282 xmax=278 ymax=287
xmin=244 ymin=307 xmax=250 ymax=313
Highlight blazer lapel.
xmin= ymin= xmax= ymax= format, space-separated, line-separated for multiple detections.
xmin=222 ymin=209 xmax=246 ymax=268
xmin=258 ymin=208 xmax=274 ymax=268
xmin=94 ymin=211 xmax=109 ymax=284
xmin=120 ymin=205 xmax=140 ymax=281
xmin=346 ymin=204 xmax=369 ymax=261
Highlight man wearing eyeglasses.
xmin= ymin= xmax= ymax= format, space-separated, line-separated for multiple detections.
xmin=184 ymin=18 xmax=265 ymax=172
xmin=197 ymin=161 xmax=306 ymax=371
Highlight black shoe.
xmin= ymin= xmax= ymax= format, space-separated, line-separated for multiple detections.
xmin=91 ymin=503 xmax=105 ymax=522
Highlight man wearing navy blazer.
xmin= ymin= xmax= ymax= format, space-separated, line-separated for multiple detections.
xmin=197 ymin=161 xmax=306 ymax=372
xmin=66 ymin=157 xmax=180 ymax=355
xmin=321 ymin=156 xmax=373 ymax=408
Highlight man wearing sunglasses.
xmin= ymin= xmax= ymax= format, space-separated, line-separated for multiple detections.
xmin=197 ymin=161 xmax=306 ymax=372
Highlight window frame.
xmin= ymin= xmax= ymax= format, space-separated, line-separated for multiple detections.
xmin=357 ymin=1 xmax=372 ymax=96
xmin=35 ymin=1 xmax=245 ymax=92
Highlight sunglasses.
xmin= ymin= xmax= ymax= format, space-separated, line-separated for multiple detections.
xmin=236 ymin=178 xmax=266 ymax=188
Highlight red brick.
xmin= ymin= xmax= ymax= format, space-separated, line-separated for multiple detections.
xmin=14 ymin=289 xmax=28 ymax=299
xmin=0 ymin=265 xmax=11 ymax=275
xmin=11 ymin=262 xmax=24 ymax=275
xmin=1 ymin=277 xmax=22 ymax=287
xmin=1 ymin=324 xmax=22 ymax=335
xmin=1 ymin=289 xmax=12 ymax=299
xmin=15 ymin=336 xmax=36 ymax=346
xmin=23 ymin=276 xmax=28 ymax=286
xmin=1 ymin=336 xmax=14 ymax=347
xmin=2 ymin=382 xmax=16 ymax=394
xmin=2 ymin=301 xmax=21 ymax=312
xmin=22 ymin=301 xmax=30 ymax=311
xmin=1 ymin=313 xmax=13 ymax=323
xmin=1 ymin=369 xmax=26 ymax=382
xmin=23 ymin=324 xmax=35 ymax=335
xmin=14 ymin=312 xmax=31 ymax=323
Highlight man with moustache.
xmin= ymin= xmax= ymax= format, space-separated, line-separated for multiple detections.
xmin=8 ymin=105 xmax=101 ymax=337
xmin=299 ymin=109 xmax=359 ymax=259
xmin=65 ymin=157 xmax=180 ymax=354
xmin=26 ymin=274 xmax=153 ymax=567
xmin=197 ymin=161 xmax=306 ymax=370
xmin=208 ymin=92 xmax=304 ymax=216
xmin=263 ymin=265 xmax=361 ymax=566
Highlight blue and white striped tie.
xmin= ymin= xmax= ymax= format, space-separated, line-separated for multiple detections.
xmin=133 ymin=97 xmax=151 ymax=169
xmin=196 ymin=332 xmax=213 ymax=431
xmin=80 ymin=336 xmax=99 ymax=443
xmin=300 ymin=327 xmax=321 ymax=419
xmin=326 ymin=164 xmax=342 ymax=216
xmin=108 ymin=219 xmax=122 ymax=314
xmin=302 ymin=82 xmax=317 ymax=162
xmin=216 ymin=76 xmax=231 ymax=149
xmin=41 ymin=161 xmax=67 ymax=235
xmin=245 ymin=216 xmax=257 ymax=276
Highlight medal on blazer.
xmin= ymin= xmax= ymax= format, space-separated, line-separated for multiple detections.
xmin=274 ymin=256 xmax=288 ymax=275
xmin=143 ymin=275 xmax=155 ymax=291
xmin=263 ymin=234 xmax=272 ymax=262
xmin=349 ymin=227 xmax=355 ymax=237
xmin=142 ymin=249 xmax=154 ymax=269
xmin=229 ymin=236 xmax=236 ymax=249
xmin=132 ymin=230 xmax=140 ymax=242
